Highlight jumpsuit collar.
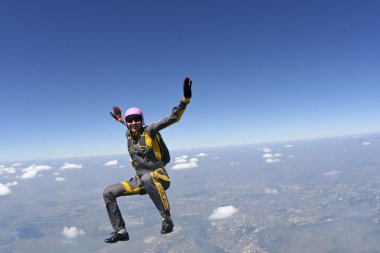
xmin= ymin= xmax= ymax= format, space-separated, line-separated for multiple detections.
xmin=130 ymin=128 xmax=143 ymax=139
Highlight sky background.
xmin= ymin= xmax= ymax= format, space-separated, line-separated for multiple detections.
xmin=1 ymin=0 xmax=379 ymax=162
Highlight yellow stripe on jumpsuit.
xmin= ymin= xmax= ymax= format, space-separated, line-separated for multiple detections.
xmin=120 ymin=168 xmax=171 ymax=212
xmin=119 ymin=167 xmax=171 ymax=214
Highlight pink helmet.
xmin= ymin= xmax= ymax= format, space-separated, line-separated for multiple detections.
xmin=124 ymin=107 xmax=144 ymax=125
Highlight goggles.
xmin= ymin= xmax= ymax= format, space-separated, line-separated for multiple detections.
xmin=126 ymin=115 xmax=142 ymax=123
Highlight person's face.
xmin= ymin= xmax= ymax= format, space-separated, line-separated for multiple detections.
xmin=126 ymin=116 xmax=142 ymax=133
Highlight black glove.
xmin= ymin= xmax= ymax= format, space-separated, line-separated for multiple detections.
xmin=183 ymin=77 xmax=192 ymax=99
xmin=110 ymin=106 xmax=122 ymax=121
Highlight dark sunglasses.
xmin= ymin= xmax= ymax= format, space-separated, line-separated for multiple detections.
xmin=126 ymin=115 xmax=142 ymax=123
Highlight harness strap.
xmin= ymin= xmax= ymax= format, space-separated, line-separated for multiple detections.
xmin=127 ymin=128 xmax=167 ymax=167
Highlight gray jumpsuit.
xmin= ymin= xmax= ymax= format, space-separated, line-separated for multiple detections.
xmin=103 ymin=98 xmax=190 ymax=231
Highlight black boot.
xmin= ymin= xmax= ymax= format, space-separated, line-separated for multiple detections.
xmin=161 ymin=216 xmax=174 ymax=234
xmin=104 ymin=230 xmax=129 ymax=243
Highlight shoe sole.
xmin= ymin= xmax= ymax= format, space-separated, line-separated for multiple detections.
xmin=105 ymin=239 xmax=129 ymax=243
xmin=105 ymin=236 xmax=129 ymax=243
xmin=161 ymin=227 xmax=174 ymax=234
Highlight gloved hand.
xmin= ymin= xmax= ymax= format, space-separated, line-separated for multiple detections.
xmin=110 ymin=106 xmax=122 ymax=121
xmin=183 ymin=77 xmax=192 ymax=99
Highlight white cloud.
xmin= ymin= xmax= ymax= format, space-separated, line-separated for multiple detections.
xmin=6 ymin=181 xmax=18 ymax=187
xmin=362 ymin=142 xmax=371 ymax=146
xmin=174 ymin=158 xmax=188 ymax=164
xmin=55 ymin=177 xmax=66 ymax=182
xmin=265 ymin=158 xmax=280 ymax=164
xmin=62 ymin=227 xmax=85 ymax=239
xmin=0 ymin=183 xmax=11 ymax=196
xmin=264 ymin=188 xmax=279 ymax=194
xmin=324 ymin=170 xmax=339 ymax=176
xmin=20 ymin=170 xmax=38 ymax=179
xmin=260 ymin=147 xmax=272 ymax=153
xmin=229 ymin=161 xmax=240 ymax=166
xmin=209 ymin=205 xmax=238 ymax=220
xmin=0 ymin=167 xmax=16 ymax=174
xmin=171 ymin=155 xmax=201 ymax=169
xmin=20 ymin=164 xmax=51 ymax=179
xmin=61 ymin=163 xmax=83 ymax=170
xmin=12 ymin=163 xmax=23 ymax=167
xmin=261 ymin=150 xmax=281 ymax=163
xmin=285 ymin=144 xmax=293 ymax=148
xmin=195 ymin=153 xmax=208 ymax=157
xmin=262 ymin=153 xmax=273 ymax=159
xmin=22 ymin=164 xmax=51 ymax=173
xmin=288 ymin=155 xmax=295 ymax=158
xmin=104 ymin=160 xmax=118 ymax=167
xmin=171 ymin=161 xmax=199 ymax=170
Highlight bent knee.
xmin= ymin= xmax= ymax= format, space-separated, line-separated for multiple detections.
xmin=102 ymin=186 xmax=109 ymax=197
xmin=102 ymin=185 xmax=115 ymax=199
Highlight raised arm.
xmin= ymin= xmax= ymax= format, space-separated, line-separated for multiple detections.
xmin=147 ymin=77 xmax=192 ymax=135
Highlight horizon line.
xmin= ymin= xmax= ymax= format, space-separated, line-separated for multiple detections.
xmin=1 ymin=131 xmax=379 ymax=164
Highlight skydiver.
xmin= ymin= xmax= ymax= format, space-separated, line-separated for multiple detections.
xmin=102 ymin=77 xmax=192 ymax=243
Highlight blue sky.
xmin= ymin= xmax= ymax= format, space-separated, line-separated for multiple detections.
xmin=1 ymin=0 xmax=379 ymax=162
